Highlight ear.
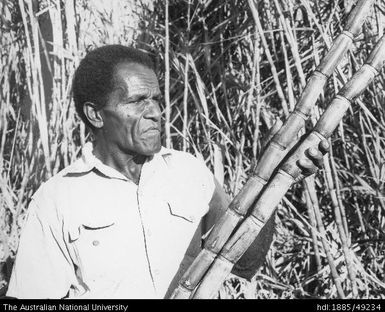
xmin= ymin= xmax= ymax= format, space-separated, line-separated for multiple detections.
xmin=83 ymin=102 xmax=104 ymax=129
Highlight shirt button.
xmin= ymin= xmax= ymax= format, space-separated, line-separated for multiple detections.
xmin=92 ymin=240 xmax=100 ymax=246
xmin=146 ymin=230 xmax=152 ymax=237
xmin=154 ymin=269 xmax=160 ymax=276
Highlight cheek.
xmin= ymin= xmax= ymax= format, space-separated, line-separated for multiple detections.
xmin=108 ymin=114 xmax=123 ymax=129
xmin=127 ymin=116 xmax=145 ymax=142
xmin=103 ymin=111 xmax=130 ymax=137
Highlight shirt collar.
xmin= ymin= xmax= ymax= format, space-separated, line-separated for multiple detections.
xmin=64 ymin=142 xmax=172 ymax=181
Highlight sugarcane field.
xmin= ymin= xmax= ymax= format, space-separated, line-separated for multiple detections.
xmin=1 ymin=0 xmax=385 ymax=301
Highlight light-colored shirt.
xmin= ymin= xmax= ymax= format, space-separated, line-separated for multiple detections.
xmin=6 ymin=143 xmax=215 ymax=299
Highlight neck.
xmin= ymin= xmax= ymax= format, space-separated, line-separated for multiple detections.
xmin=92 ymin=138 xmax=146 ymax=185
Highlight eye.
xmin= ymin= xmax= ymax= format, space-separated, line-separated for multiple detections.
xmin=135 ymin=96 xmax=147 ymax=103
xmin=125 ymin=95 xmax=146 ymax=104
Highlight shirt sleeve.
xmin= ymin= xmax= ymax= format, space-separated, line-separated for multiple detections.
xmin=194 ymin=155 xmax=216 ymax=207
xmin=186 ymin=153 xmax=216 ymax=220
xmin=163 ymin=150 xmax=216 ymax=222
xmin=6 ymin=190 xmax=76 ymax=298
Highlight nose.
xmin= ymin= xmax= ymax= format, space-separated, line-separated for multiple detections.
xmin=144 ymin=99 xmax=161 ymax=122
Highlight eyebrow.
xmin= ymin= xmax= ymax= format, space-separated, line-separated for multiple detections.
xmin=119 ymin=88 xmax=161 ymax=102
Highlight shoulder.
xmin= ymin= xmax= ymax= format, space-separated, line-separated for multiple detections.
xmin=157 ymin=147 xmax=216 ymax=208
xmin=29 ymin=159 xmax=85 ymax=217
xmin=33 ymin=159 xmax=80 ymax=194
xmin=158 ymin=147 xmax=215 ymax=184
xmin=159 ymin=147 xmax=209 ymax=171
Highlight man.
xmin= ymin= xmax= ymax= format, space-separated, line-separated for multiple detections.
xmin=6 ymin=45 xmax=327 ymax=299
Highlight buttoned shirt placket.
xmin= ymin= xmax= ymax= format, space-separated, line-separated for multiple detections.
xmin=81 ymin=145 xmax=160 ymax=295
xmin=134 ymin=152 xmax=170 ymax=295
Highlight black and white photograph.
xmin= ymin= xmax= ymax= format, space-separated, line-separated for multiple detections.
xmin=0 ymin=0 xmax=385 ymax=303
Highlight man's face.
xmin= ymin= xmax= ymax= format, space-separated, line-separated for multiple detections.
xmin=99 ymin=62 xmax=162 ymax=156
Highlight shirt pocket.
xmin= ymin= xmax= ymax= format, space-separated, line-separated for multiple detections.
xmin=164 ymin=199 xmax=201 ymax=244
xmin=69 ymin=218 xmax=118 ymax=281
xmin=152 ymin=200 xmax=203 ymax=289
xmin=166 ymin=193 xmax=209 ymax=225
xmin=160 ymin=181 xmax=209 ymax=227
xmin=167 ymin=201 xmax=195 ymax=223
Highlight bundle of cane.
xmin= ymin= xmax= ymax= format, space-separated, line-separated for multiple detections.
xmin=170 ymin=0 xmax=374 ymax=299
xmin=191 ymin=34 xmax=385 ymax=299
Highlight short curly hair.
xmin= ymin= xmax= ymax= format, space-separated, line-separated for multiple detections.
xmin=72 ymin=45 xmax=155 ymax=129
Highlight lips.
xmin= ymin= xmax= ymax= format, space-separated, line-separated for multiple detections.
xmin=143 ymin=127 xmax=160 ymax=134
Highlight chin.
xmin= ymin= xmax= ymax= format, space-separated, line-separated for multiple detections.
xmin=141 ymin=143 xmax=162 ymax=156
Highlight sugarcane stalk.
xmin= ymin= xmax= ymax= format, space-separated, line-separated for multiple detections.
xmin=165 ymin=0 xmax=171 ymax=148
xmin=304 ymin=179 xmax=322 ymax=275
xmin=252 ymin=0 xmax=289 ymax=116
xmin=170 ymin=0 xmax=374 ymax=299
xmin=304 ymin=178 xmax=346 ymax=298
xmin=324 ymin=150 xmax=357 ymax=296
xmin=191 ymin=34 xmax=385 ymax=299
xmin=327 ymin=148 xmax=350 ymax=244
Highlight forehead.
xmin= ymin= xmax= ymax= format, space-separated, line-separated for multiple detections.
xmin=113 ymin=62 xmax=159 ymax=92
